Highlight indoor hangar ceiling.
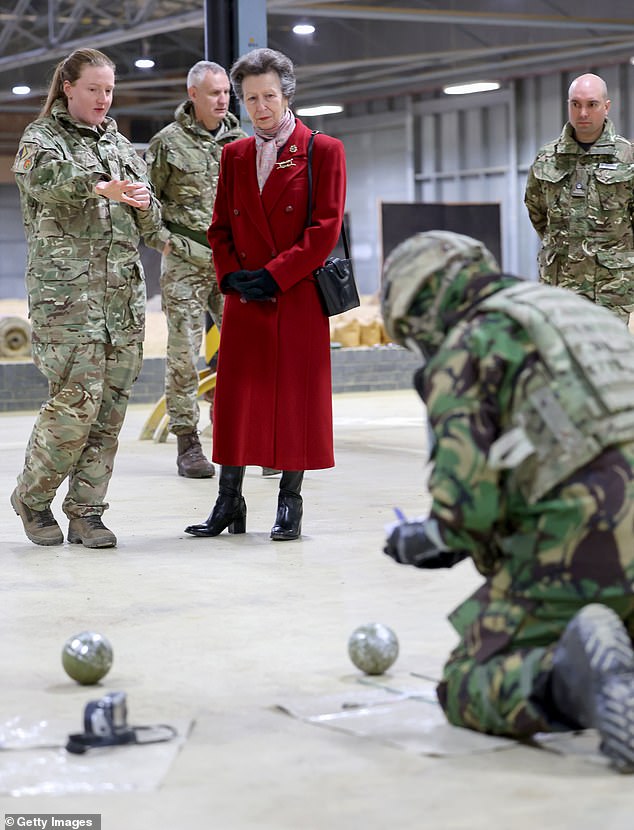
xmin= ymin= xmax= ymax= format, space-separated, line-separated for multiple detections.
xmin=1 ymin=0 xmax=634 ymax=153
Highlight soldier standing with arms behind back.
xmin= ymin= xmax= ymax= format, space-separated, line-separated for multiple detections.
xmin=524 ymin=73 xmax=634 ymax=321
xmin=11 ymin=48 xmax=162 ymax=549
xmin=145 ymin=61 xmax=246 ymax=478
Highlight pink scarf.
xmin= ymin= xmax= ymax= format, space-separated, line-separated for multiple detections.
xmin=254 ymin=109 xmax=296 ymax=192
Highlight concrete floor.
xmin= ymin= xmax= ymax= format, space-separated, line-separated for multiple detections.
xmin=1 ymin=390 xmax=631 ymax=829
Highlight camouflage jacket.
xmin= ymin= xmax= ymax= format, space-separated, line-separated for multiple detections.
xmin=524 ymin=119 xmax=634 ymax=316
xmin=422 ymin=276 xmax=634 ymax=606
xmin=145 ymin=101 xmax=246 ymax=266
xmin=12 ymin=100 xmax=162 ymax=345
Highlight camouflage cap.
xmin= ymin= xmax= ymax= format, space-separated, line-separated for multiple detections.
xmin=381 ymin=230 xmax=500 ymax=347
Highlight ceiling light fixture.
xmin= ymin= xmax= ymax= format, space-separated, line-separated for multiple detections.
xmin=293 ymin=23 xmax=315 ymax=35
xmin=135 ymin=57 xmax=155 ymax=69
xmin=296 ymin=104 xmax=343 ymax=117
xmin=12 ymin=84 xmax=31 ymax=95
xmin=443 ymin=81 xmax=501 ymax=95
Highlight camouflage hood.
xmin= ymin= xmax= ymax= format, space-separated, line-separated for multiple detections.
xmin=174 ymin=99 xmax=244 ymax=142
xmin=381 ymin=231 xmax=516 ymax=359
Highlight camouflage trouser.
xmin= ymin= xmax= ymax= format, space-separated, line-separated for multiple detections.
xmin=16 ymin=340 xmax=143 ymax=517
xmin=437 ymin=590 xmax=634 ymax=738
xmin=539 ymin=263 xmax=633 ymax=322
xmin=160 ymin=251 xmax=223 ymax=435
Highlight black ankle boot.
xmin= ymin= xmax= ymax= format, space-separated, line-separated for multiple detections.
xmin=270 ymin=471 xmax=304 ymax=541
xmin=185 ymin=466 xmax=246 ymax=537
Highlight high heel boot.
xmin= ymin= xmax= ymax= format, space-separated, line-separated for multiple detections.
xmin=270 ymin=471 xmax=304 ymax=541
xmin=185 ymin=465 xmax=246 ymax=537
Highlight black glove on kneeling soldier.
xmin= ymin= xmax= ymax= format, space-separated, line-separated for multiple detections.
xmin=383 ymin=518 xmax=468 ymax=569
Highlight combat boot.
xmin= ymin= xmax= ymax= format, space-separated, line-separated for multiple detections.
xmin=68 ymin=516 xmax=117 ymax=549
xmin=176 ymin=431 xmax=215 ymax=478
xmin=11 ymin=489 xmax=64 ymax=546
xmin=550 ymin=603 xmax=634 ymax=773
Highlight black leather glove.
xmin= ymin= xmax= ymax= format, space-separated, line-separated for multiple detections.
xmin=383 ymin=518 xmax=468 ymax=569
xmin=234 ymin=268 xmax=278 ymax=300
xmin=221 ymin=270 xmax=251 ymax=293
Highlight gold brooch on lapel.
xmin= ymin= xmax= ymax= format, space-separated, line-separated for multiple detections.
xmin=289 ymin=145 xmax=298 ymax=153
xmin=276 ymin=159 xmax=296 ymax=169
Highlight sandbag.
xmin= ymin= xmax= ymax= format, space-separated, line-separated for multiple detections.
xmin=332 ymin=318 xmax=361 ymax=347
xmin=359 ymin=319 xmax=383 ymax=347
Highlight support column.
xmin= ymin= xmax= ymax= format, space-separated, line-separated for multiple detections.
xmin=201 ymin=0 xmax=267 ymax=358
xmin=203 ymin=0 xmax=267 ymax=123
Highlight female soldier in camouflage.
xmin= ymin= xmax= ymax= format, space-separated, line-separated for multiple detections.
xmin=381 ymin=231 xmax=634 ymax=772
xmin=10 ymin=48 xmax=162 ymax=548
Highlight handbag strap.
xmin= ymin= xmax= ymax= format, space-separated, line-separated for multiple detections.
xmin=307 ymin=130 xmax=350 ymax=259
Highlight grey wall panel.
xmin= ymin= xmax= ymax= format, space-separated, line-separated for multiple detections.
xmin=464 ymin=109 xmax=485 ymax=170
xmin=413 ymin=97 xmax=512 ymax=272
xmin=535 ymin=74 xmax=566 ymax=147
xmin=331 ymin=114 xmax=410 ymax=294
xmin=487 ymin=105 xmax=509 ymax=162
xmin=0 ymin=183 xmax=26 ymax=298
xmin=420 ymin=116 xmax=436 ymax=180
xmin=439 ymin=110 xmax=460 ymax=171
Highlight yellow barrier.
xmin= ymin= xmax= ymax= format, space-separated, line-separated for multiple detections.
xmin=139 ymin=368 xmax=217 ymax=443
xmin=139 ymin=322 xmax=220 ymax=443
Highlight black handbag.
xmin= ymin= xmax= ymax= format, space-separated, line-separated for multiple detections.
xmin=307 ymin=131 xmax=360 ymax=317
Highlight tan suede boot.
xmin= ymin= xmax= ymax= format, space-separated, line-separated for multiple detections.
xmin=68 ymin=516 xmax=117 ymax=548
xmin=11 ymin=489 xmax=64 ymax=546
xmin=176 ymin=431 xmax=215 ymax=478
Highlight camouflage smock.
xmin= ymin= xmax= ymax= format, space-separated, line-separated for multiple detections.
xmin=524 ymin=118 xmax=634 ymax=318
xmin=12 ymin=100 xmax=162 ymax=345
xmin=422 ymin=278 xmax=634 ymax=663
xmin=144 ymin=101 xmax=246 ymax=266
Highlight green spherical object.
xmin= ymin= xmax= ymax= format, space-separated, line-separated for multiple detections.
xmin=62 ymin=631 xmax=113 ymax=685
xmin=348 ymin=622 xmax=399 ymax=675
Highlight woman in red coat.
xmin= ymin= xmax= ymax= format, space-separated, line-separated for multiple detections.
xmin=185 ymin=48 xmax=347 ymax=542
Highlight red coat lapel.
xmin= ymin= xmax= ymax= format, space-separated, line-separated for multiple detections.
xmin=261 ymin=122 xmax=311 ymax=216
xmin=232 ymin=139 xmax=276 ymax=251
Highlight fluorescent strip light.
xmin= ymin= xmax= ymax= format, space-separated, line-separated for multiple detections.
xmin=443 ymin=81 xmax=500 ymax=95
xmin=296 ymin=104 xmax=343 ymax=116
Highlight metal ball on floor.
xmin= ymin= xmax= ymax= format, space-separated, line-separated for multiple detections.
xmin=348 ymin=622 xmax=399 ymax=675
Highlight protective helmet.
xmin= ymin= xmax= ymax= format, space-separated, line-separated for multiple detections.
xmin=381 ymin=230 xmax=500 ymax=354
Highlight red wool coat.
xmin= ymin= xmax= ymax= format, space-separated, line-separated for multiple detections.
xmin=208 ymin=118 xmax=347 ymax=470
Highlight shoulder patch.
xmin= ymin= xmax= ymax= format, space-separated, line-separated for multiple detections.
xmin=13 ymin=144 xmax=37 ymax=173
